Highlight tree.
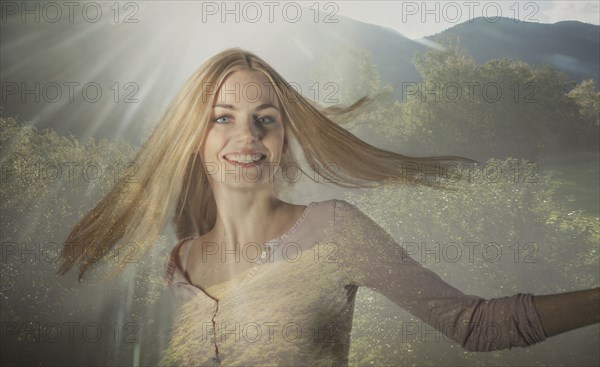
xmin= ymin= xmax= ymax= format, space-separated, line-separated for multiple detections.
xmin=0 ymin=116 xmax=172 ymax=366
xmin=309 ymin=38 xmax=600 ymax=160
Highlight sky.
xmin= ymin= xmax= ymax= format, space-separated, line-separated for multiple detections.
xmin=334 ymin=1 xmax=600 ymax=39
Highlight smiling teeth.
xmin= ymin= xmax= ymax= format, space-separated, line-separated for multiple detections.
xmin=225 ymin=154 xmax=264 ymax=163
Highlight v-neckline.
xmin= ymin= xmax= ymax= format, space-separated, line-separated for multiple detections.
xmin=172 ymin=202 xmax=315 ymax=302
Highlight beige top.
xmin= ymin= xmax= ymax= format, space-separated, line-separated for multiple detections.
xmin=162 ymin=199 xmax=547 ymax=366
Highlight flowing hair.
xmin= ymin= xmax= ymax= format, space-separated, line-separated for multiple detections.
xmin=56 ymin=47 xmax=478 ymax=282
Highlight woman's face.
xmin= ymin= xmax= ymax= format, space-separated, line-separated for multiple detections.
xmin=199 ymin=70 xmax=287 ymax=188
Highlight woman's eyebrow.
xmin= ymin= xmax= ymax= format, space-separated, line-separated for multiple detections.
xmin=256 ymin=103 xmax=280 ymax=111
xmin=213 ymin=103 xmax=280 ymax=111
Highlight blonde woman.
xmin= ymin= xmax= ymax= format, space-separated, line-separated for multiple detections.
xmin=57 ymin=48 xmax=599 ymax=366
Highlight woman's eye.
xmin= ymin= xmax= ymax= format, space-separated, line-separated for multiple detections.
xmin=213 ymin=116 xmax=230 ymax=124
xmin=212 ymin=115 xmax=276 ymax=125
xmin=255 ymin=116 xmax=275 ymax=124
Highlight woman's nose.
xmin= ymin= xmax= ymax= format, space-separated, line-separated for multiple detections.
xmin=236 ymin=118 xmax=261 ymax=142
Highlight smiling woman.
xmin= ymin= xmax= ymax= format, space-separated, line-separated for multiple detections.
xmin=55 ymin=48 xmax=599 ymax=366
xmin=202 ymin=70 xmax=286 ymax=190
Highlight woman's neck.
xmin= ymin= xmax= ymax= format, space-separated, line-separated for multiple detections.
xmin=208 ymin=184 xmax=285 ymax=247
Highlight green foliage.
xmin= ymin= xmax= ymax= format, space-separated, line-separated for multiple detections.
xmin=568 ymin=79 xmax=600 ymax=127
xmin=311 ymin=39 xmax=600 ymax=159
xmin=343 ymin=157 xmax=599 ymax=366
xmin=1 ymin=116 xmax=137 ymax=243
xmin=0 ymin=116 xmax=169 ymax=327
xmin=402 ymin=41 xmax=591 ymax=158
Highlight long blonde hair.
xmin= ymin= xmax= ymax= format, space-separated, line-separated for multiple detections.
xmin=56 ymin=47 xmax=478 ymax=281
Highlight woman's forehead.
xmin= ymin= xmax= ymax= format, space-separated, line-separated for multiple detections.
xmin=214 ymin=70 xmax=279 ymax=107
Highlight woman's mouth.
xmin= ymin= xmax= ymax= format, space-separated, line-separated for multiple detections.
xmin=223 ymin=154 xmax=266 ymax=167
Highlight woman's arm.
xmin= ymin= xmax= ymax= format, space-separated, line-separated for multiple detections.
xmin=533 ymin=287 xmax=600 ymax=337
xmin=332 ymin=199 xmax=598 ymax=351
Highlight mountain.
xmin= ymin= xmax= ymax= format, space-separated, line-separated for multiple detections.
xmin=424 ymin=17 xmax=599 ymax=84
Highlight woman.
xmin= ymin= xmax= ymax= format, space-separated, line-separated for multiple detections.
xmin=57 ymin=48 xmax=599 ymax=366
